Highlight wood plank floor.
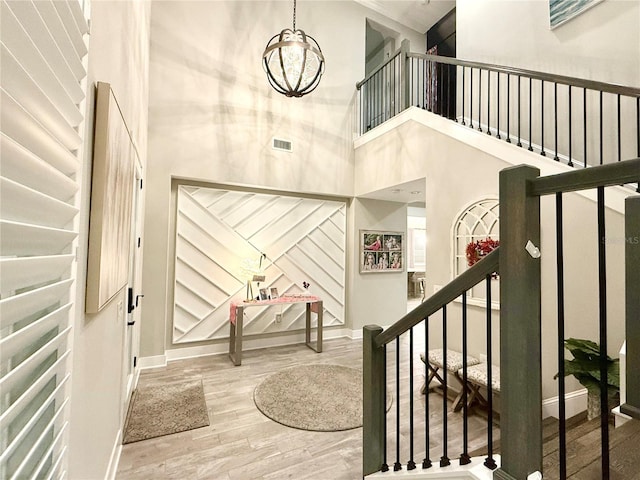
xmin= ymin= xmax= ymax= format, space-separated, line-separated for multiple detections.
xmin=116 ymin=332 xmax=497 ymax=480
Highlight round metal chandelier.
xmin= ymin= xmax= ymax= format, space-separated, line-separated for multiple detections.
xmin=262 ymin=0 xmax=325 ymax=98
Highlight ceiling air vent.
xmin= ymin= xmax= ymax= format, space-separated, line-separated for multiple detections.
xmin=272 ymin=137 xmax=293 ymax=152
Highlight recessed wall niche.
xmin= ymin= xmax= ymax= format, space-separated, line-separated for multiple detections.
xmin=172 ymin=185 xmax=346 ymax=343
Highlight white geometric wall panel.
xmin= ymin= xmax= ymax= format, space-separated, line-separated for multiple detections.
xmin=173 ymin=186 xmax=346 ymax=343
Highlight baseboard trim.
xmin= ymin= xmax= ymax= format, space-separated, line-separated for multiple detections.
xmin=137 ymin=354 xmax=167 ymax=370
xmin=105 ymin=428 xmax=123 ymax=480
xmin=542 ymin=388 xmax=587 ymax=419
xmin=138 ymin=328 xmax=361 ymax=367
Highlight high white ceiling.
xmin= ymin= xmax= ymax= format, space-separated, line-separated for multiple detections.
xmin=354 ymin=0 xmax=455 ymax=33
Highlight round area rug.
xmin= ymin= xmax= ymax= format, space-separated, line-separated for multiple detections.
xmin=254 ymin=364 xmax=369 ymax=431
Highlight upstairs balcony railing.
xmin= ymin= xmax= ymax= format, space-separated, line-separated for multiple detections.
xmin=356 ymin=44 xmax=640 ymax=190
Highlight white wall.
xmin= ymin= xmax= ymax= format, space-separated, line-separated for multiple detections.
xmin=68 ymin=1 xmax=151 ymax=478
xmin=353 ymin=109 xmax=628 ymax=400
xmin=457 ymin=0 xmax=639 ymax=87
xmin=141 ymin=0 xmax=426 ymax=357
xmin=349 ymin=198 xmax=408 ymax=332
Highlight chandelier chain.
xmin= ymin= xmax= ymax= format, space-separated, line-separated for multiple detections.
xmin=293 ymin=0 xmax=296 ymax=30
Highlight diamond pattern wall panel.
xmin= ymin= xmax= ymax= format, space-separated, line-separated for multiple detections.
xmin=173 ymin=186 xmax=346 ymax=343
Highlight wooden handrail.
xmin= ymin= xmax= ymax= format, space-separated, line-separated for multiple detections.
xmin=530 ymin=158 xmax=640 ymax=196
xmin=407 ymin=53 xmax=640 ymax=98
xmin=374 ymin=247 xmax=500 ymax=348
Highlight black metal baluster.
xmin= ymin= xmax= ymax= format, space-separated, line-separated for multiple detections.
xmin=415 ymin=57 xmax=419 ymax=108
xmin=447 ymin=64 xmax=451 ymax=120
xmin=528 ymin=77 xmax=533 ymax=151
xmin=359 ymin=86 xmax=363 ymax=135
xmin=460 ymin=291 xmax=471 ymax=465
xmin=554 ymin=82 xmax=559 ymax=160
xmin=478 ymin=69 xmax=482 ymax=131
xmin=440 ymin=306 xmax=450 ymax=467
xmin=506 ymin=73 xmax=511 ymax=143
xmin=371 ymin=74 xmax=375 ymax=128
xmin=366 ymin=80 xmax=371 ymax=132
xmin=423 ymin=316 xmax=432 ymax=469
xmin=470 ymin=68 xmax=474 ymax=129
xmin=487 ymin=70 xmax=491 ymax=135
xmin=439 ymin=62 xmax=444 ymax=117
xmin=408 ymin=328 xmax=416 ymax=470
xmin=517 ymin=76 xmax=522 ymax=147
xmin=381 ymin=343 xmax=389 ymax=471
xmin=584 ymin=88 xmax=588 ymax=168
xmin=484 ymin=275 xmax=497 ymax=470
xmin=599 ymin=91 xmax=603 ymax=165
xmin=541 ymin=80 xmax=546 ymax=156
xmin=461 ymin=66 xmax=466 ymax=124
xmin=597 ymin=186 xmax=610 ymax=480
xmin=383 ymin=65 xmax=387 ymax=122
xmin=427 ymin=59 xmax=433 ymax=112
xmin=454 ymin=65 xmax=459 ymax=122
xmin=412 ymin=57 xmax=416 ymax=109
xmin=496 ymin=72 xmax=501 ymax=139
xmin=394 ymin=336 xmax=402 ymax=471
xmin=568 ymin=85 xmax=574 ymax=167
xmin=373 ymin=74 xmax=377 ymax=128
xmin=617 ymin=94 xmax=621 ymax=162
xmin=556 ymin=192 xmax=567 ymax=480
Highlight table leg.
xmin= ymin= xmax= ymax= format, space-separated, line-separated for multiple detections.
xmin=305 ymin=300 xmax=323 ymax=353
xmin=228 ymin=305 xmax=243 ymax=366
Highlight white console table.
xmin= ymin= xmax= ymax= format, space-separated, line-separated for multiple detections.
xmin=228 ymin=295 xmax=323 ymax=366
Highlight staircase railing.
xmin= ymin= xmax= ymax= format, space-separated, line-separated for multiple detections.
xmin=499 ymin=158 xmax=640 ymax=480
xmin=363 ymin=158 xmax=640 ymax=479
xmin=356 ymin=52 xmax=640 ymax=190
xmin=363 ymin=248 xmax=500 ymax=476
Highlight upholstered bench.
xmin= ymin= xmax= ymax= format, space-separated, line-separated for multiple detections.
xmin=420 ymin=349 xmax=480 ymax=411
xmin=460 ymin=363 xmax=501 ymax=409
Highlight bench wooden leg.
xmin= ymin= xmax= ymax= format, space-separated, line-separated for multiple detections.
xmin=452 ymin=371 xmax=480 ymax=411
xmin=421 ymin=364 xmax=446 ymax=394
xmin=465 ymin=382 xmax=488 ymax=409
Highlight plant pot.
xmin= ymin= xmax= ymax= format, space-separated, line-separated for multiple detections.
xmin=587 ymin=390 xmax=620 ymax=421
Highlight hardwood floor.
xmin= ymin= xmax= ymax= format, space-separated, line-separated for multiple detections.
xmin=116 ymin=329 xmax=496 ymax=479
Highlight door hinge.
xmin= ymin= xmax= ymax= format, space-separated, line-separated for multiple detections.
xmin=140 ymin=179 xmax=143 ymax=190
xmin=138 ymin=237 xmax=141 ymax=248
xmin=133 ymin=356 xmax=137 ymax=368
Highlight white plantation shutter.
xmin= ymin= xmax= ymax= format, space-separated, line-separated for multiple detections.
xmin=0 ymin=0 xmax=89 ymax=478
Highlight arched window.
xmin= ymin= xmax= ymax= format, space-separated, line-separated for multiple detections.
xmin=452 ymin=198 xmax=499 ymax=306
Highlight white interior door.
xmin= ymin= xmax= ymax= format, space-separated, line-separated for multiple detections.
xmin=122 ymin=162 xmax=144 ymax=419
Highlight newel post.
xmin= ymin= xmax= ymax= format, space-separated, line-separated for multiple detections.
xmin=621 ymin=196 xmax=640 ymax=419
xmin=363 ymin=325 xmax=386 ymax=477
xmin=400 ymin=39 xmax=410 ymax=111
xmin=495 ymin=165 xmax=542 ymax=480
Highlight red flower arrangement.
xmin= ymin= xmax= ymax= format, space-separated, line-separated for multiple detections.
xmin=466 ymin=237 xmax=500 ymax=267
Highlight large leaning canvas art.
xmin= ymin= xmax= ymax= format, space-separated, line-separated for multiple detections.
xmin=85 ymin=82 xmax=135 ymax=313
xmin=549 ymin=0 xmax=602 ymax=29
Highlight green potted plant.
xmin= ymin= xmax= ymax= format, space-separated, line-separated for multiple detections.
xmin=555 ymin=338 xmax=620 ymax=420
